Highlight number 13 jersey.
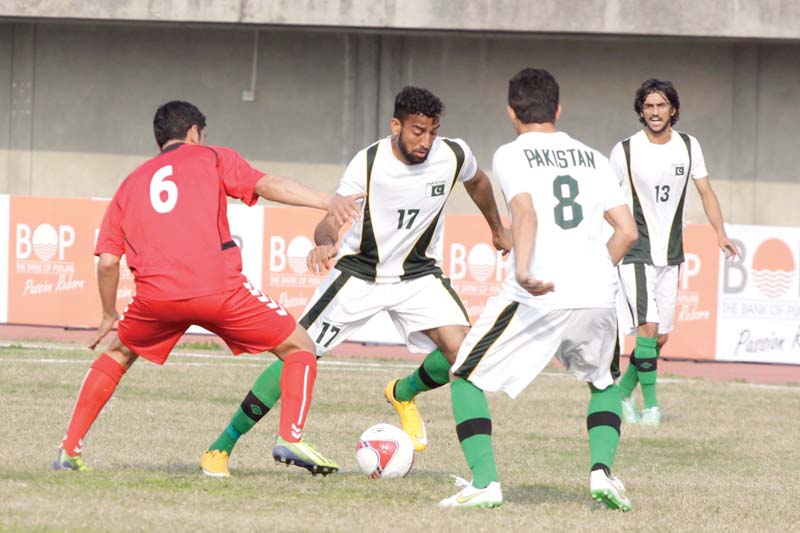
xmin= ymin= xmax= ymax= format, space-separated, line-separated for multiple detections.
xmin=335 ymin=136 xmax=477 ymax=283
xmin=493 ymin=131 xmax=626 ymax=309
xmin=608 ymin=129 xmax=707 ymax=266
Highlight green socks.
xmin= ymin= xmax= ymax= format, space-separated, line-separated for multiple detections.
xmin=635 ymin=336 xmax=659 ymax=408
xmin=394 ymin=349 xmax=451 ymax=402
xmin=618 ymin=352 xmax=639 ymax=399
xmin=587 ymin=384 xmax=622 ymax=472
xmin=450 ymin=378 xmax=498 ymax=489
xmin=209 ymin=359 xmax=284 ymax=454
xmin=619 ymin=336 xmax=660 ymax=409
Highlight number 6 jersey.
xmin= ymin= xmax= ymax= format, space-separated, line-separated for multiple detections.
xmin=95 ymin=143 xmax=264 ymax=300
xmin=334 ymin=136 xmax=477 ymax=283
xmin=493 ymin=131 xmax=626 ymax=309
xmin=608 ymin=129 xmax=707 ymax=266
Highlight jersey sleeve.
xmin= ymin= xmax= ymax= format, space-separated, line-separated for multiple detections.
xmin=596 ymin=155 xmax=627 ymax=211
xmin=336 ymin=149 xmax=367 ymax=196
xmin=607 ymin=142 xmax=627 ymax=187
xmin=453 ymin=139 xmax=478 ymax=183
xmin=492 ymin=145 xmax=524 ymax=203
xmin=689 ymin=136 xmax=708 ymax=180
xmin=213 ymin=146 xmax=266 ymax=206
xmin=94 ymin=192 xmax=125 ymax=257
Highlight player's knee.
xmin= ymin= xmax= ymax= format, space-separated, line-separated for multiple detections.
xmin=107 ymin=347 xmax=138 ymax=370
xmin=274 ymin=324 xmax=315 ymax=358
xmin=657 ymin=333 xmax=669 ymax=348
xmin=638 ymin=323 xmax=658 ymax=337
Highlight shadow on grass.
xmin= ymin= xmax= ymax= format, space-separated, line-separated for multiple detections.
xmin=504 ymin=483 xmax=586 ymax=505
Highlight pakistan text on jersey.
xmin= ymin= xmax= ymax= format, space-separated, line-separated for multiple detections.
xmin=523 ymin=148 xmax=596 ymax=170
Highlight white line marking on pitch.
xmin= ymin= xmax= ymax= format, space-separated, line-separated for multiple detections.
xmin=2 ymin=342 xmax=799 ymax=392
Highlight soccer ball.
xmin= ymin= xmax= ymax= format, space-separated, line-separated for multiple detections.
xmin=355 ymin=423 xmax=415 ymax=479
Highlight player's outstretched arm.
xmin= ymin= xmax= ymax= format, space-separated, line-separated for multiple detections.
xmin=693 ymin=176 xmax=739 ymax=259
xmin=89 ymin=252 xmax=121 ymax=350
xmin=254 ymin=174 xmax=364 ymax=227
xmin=604 ymin=204 xmax=637 ymax=265
xmin=463 ymin=169 xmax=512 ymax=255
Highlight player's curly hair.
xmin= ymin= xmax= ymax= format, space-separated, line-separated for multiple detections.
xmin=153 ymin=100 xmax=207 ymax=149
xmin=507 ymin=68 xmax=559 ymax=124
xmin=393 ymin=86 xmax=445 ymax=122
xmin=634 ymin=79 xmax=680 ymax=126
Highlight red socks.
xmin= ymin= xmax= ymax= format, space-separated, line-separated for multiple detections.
xmin=61 ymin=353 xmax=126 ymax=456
xmin=278 ymin=351 xmax=317 ymax=442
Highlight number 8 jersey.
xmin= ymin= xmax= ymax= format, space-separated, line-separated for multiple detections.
xmin=493 ymin=131 xmax=626 ymax=309
xmin=608 ymin=129 xmax=707 ymax=266
xmin=334 ymin=136 xmax=477 ymax=283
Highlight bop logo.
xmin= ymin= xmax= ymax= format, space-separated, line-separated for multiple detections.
xmin=270 ymin=235 xmax=314 ymax=274
xmin=449 ymin=242 xmax=509 ymax=282
xmin=724 ymin=237 xmax=797 ymax=299
xmin=751 ymin=239 xmax=794 ymax=298
xmin=16 ymin=223 xmax=75 ymax=261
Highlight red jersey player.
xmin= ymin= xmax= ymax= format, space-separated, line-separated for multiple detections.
xmin=52 ymin=100 xmax=363 ymax=476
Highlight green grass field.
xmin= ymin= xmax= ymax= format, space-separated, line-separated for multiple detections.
xmin=2 ymin=342 xmax=799 ymax=531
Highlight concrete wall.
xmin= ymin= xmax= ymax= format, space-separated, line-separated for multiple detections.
xmin=2 ymin=1 xmax=800 ymax=39
xmin=1 ymin=20 xmax=799 ymax=227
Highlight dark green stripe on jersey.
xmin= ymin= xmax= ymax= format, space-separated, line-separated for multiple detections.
xmin=666 ymin=133 xmax=692 ymax=265
xmin=434 ymin=272 xmax=470 ymax=323
xmin=454 ymin=301 xmax=518 ymax=379
xmin=400 ymin=139 xmax=465 ymax=280
xmin=621 ymin=138 xmax=653 ymax=264
xmin=634 ymin=263 xmax=648 ymax=325
xmin=336 ymin=143 xmax=380 ymax=281
xmin=299 ymin=271 xmax=351 ymax=328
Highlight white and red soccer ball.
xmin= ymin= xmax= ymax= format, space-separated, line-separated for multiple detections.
xmin=355 ymin=423 xmax=415 ymax=479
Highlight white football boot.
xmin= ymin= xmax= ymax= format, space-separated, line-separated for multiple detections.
xmin=439 ymin=475 xmax=502 ymax=508
xmin=590 ymin=469 xmax=632 ymax=512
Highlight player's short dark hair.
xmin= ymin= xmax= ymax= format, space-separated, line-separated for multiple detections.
xmin=393 ymin=86 xmax=444 ymax=122
xmin=507 ymin=68 xmax=559 ymax=124
xmin=153 ymin=100 xmax=207 ymax=149
xmin=634 ymin=79 xmax=680 ymax=126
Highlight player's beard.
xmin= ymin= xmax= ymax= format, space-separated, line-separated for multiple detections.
xmin=644 ymin=118 xmax=670 ymax=135
xmin=396 ymin=135 xmax=429 ymax=165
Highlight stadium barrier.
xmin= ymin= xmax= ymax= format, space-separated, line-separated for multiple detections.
xmin=1 ymin=194 xmax=798 ymax=365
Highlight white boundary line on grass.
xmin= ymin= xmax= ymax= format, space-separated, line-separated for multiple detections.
xmin=2 ymin=340 xmax=799 ymax=392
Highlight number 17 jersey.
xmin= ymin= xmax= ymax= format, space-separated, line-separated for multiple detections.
xmin=493 ymin=131 xmax=626 ymax=309
xmin=334 ymin=136 xmax=477 ymax=283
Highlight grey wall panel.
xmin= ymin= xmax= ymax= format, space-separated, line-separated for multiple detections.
xmin=0 ymin=24 xmax=11 ymax=192
xmin=3 ymin=1 xmax=800 ymax=39
xmin=755 ymin=44 xmax=800 ymax=183
xmin=0 ymin=21 xmax=798 ymax=225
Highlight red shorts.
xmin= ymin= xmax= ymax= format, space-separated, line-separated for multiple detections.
xmin=118 ymin=281 xmax=295 ymax=365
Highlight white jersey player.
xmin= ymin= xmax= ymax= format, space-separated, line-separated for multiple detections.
xmin=441 ymin=68 xmax=637 ymax=511
xmin=303 ymin=86 xmax=511 ymax=452
xmin=609 ymin=79 xmax=739 ymax=427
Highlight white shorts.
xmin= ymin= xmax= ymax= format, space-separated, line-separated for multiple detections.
xmin=299 ymin=269 xmax=470 ymax=356
xmin=451 ymin=296 xmax=616 ymax=399
xmin=617 ymin=263 xmax=680 ymax=336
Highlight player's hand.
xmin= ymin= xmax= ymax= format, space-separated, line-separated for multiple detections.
xmin=89 ymin=311 xmax=119 ymax=350
xmin=307 ymin=244 xmax=338 ymax=275
xmin=719 ymin=237 xmax=740 ymax=260
xmin=516 ymin=272 xmax=555 ymax=297
xmin=326 ymin=193 xmax=365 ymax=227
xmin=492 ymin=226 xmax=513 ymax=256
